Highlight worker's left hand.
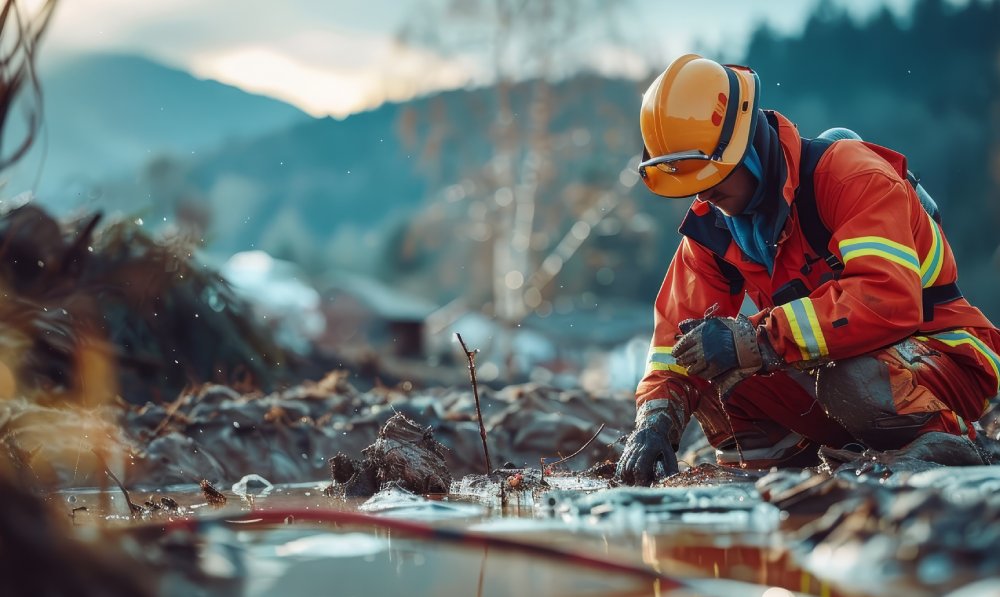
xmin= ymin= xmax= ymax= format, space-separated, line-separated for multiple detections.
xmin=673 ymin=315 xmax=778 ymax=396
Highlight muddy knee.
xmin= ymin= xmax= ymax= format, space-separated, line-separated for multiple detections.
xmin=815 ymin=356 xmax=934 ymax=450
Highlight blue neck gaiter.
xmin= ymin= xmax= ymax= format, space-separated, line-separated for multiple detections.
xmin=721 ymin=144 xmax=778 ymax=274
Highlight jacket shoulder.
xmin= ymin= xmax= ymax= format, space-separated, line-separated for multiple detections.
xmin=816 ymin=139 xmax=907 ymax=185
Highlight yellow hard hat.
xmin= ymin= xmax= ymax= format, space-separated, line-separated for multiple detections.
xmin=638 ymin=54 xmax=760 ymax=198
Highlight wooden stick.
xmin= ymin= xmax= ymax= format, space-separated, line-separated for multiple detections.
xmin=456 ymin=333 xmax=492 ymax=474
xmin=91 ymin=449 xmax=142 ymax=517
xmin=540 ymin=423 xmax=606 ymax=478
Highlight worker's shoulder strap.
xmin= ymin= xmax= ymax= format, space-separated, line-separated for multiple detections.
xmin=795 ymin=137 xmax=841 ymax=272
xmin=795 ymin=136 xmax=961 ymax=322
xmin=712 ymin=253 xmax=744 ymax=296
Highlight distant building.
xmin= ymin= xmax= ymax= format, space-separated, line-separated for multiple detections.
xmin=320 ymin=272 xmax=438 ymax=358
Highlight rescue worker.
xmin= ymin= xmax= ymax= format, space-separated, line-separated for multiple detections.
xmin=616 ymin=54 xmax=1000 ymax=485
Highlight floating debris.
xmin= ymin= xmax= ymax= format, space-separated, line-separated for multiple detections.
xmin=543 ymin=484 xmax=779 ymax=533
xmin=200 ymin=480 xmax=227 ymax=505
xmin=358 ymin=483 xmax=484 ymax=520
xmin=231 ymin=473 xmax=274 ymax=499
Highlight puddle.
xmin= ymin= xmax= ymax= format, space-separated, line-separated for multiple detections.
xmin=47 ymin=480 xmax=860 ymax=597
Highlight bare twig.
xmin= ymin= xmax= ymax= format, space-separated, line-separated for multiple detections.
xmin=456 ymin=333 xmax=492 ymax=474
xmin=91 ymin=449 xmax=142 ymax=517
xmin=540 ymin=423 xmax=606 ymax=479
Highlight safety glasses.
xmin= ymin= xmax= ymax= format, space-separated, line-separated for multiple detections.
xmin=638 ymin=148 xmax=714 ymax=179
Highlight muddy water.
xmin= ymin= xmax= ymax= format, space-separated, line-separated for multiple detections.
xmin=51 ymin=483 xmax=847 ymax=597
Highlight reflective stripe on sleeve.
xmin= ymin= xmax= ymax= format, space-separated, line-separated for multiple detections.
xmin=838 ymin=235 xmax=920 ymax=274
xmin=646 ymin=346 xmax=688 ymax=377
xmin=920 ymin=213 xmax=945 ymax=288
xmin=779 ymin=298 xmax=829 ymax=360
xmin=921 ymin=330 xmax=1000 ymax=392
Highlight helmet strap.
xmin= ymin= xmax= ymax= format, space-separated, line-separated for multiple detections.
xmin=710 ymin=67 xmax=741 ymax=160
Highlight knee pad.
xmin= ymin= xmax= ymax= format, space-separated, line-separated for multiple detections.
xmin=815 ymin=355 xmax=935 ymax=450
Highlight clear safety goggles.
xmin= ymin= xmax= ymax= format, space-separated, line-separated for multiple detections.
xmin=638 ymin=148 xmax=716 ymax=179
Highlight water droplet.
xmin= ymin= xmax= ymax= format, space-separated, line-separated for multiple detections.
xmin=233 ymin=421 xmax=241 ymax=429
xmin=203 ymin=287 xmax=225 ymax=313
xmin=67 ymin=495 xmax=77 ymax=504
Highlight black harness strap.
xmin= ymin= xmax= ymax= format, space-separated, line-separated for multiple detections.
xmin=712 ymin=253 xmax=744 ymax=296
xmin=796 ymin=138 xmax=841 ymax=272
xmin=922 ymin=282 xmax=964 ymax=323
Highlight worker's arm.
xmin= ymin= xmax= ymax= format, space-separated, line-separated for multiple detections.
xmin=763 ymin=144 xmax=925 ymax=364
xmin=618 ymin=237 xmax=743 ymax=485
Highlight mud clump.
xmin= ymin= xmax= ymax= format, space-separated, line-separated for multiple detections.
xmin=326 ymin=413 xmax=451 ymax=498
xmin=661 ymin=463 xmax=765 ymax=488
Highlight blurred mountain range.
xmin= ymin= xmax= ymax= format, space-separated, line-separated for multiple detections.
xmin=1 ymin=53 xmax=309 ymax=209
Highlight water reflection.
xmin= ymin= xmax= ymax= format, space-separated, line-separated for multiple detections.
xmin=51 ymin=482 xmax=849 ymax=597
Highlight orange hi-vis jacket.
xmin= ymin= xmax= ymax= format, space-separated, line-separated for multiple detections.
xmin=636 ymin=110 xmax=1000 ymax=414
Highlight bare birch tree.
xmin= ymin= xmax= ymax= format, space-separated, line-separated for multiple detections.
xmin=397 ymin=0 xmax=643 ymax=377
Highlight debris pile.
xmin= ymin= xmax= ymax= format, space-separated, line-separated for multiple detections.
xmin=760 ymin=465 xmax=1000 ymax=596
xmin=0 ymin=372 xmax=634 ymax=488
xmin=327 ymin=413 xmax=451 ymax=497
xmin=0 ymin=202 xmax=289 ymax=405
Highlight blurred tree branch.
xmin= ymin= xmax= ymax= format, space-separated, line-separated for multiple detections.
xmin=397 ymin=0 xmax=639 ymax=377
xmin=0 ymin=0 xmax=56 ymax=171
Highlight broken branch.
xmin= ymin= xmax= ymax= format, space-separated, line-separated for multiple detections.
xmin=456 ymin=333 xmax=492 ymax=474
xmin=91 ymin=449 xmax=142 ymax=517
xmin=541 ymin=423 xmax=606 ymax=477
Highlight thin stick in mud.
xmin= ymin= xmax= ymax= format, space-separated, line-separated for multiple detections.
xmin=456 ymin=333 xmax=493 ymax=474
xmin=91 ymin=449 xmax=143 ymax=517
xmin=541 ymin=423 xmax=606 ymax=479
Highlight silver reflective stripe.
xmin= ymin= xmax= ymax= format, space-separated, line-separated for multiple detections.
xmin=636 ymin=399 xmax=673 ymax=423
xmin=715 ymin=432 xmax=805 ymax=464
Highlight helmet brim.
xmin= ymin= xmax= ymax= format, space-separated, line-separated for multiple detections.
xmin=641 ymin=65 xmax=760 ymax=199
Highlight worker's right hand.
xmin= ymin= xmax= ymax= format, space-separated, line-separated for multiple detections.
xmin=615 ymin=410 xmax=679 ymax=486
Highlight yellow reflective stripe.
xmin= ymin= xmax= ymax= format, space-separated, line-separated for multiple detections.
xmin=925 ymin=330 xmax=1000 ymax=392
xmin=779 ymin=302 xmax=812 ymax=361
xmin=920 ymin=213 xmax=944 ymax=288
xmin=646 ymin=346 xmax=688 ymax=376
xmin=782 ymin=298 xmax=829 ymax=360
xmin=800 ymin=298 xmax=829 ymax=357
xmin=839 ymin=236 xmax=920 ymax=275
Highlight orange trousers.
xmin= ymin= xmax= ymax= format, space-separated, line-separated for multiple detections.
xmin=689 ymin=327 xmax=1000 ymax=467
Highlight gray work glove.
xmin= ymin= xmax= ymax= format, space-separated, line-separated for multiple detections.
xmin=615 ymin=409 xmax=679 ymax=486
xmin=674 ymin=314 xmax=783 ymax=397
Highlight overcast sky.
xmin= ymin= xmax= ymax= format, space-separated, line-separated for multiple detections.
xmin=30 ymin=0 xmax=958 ymax=117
